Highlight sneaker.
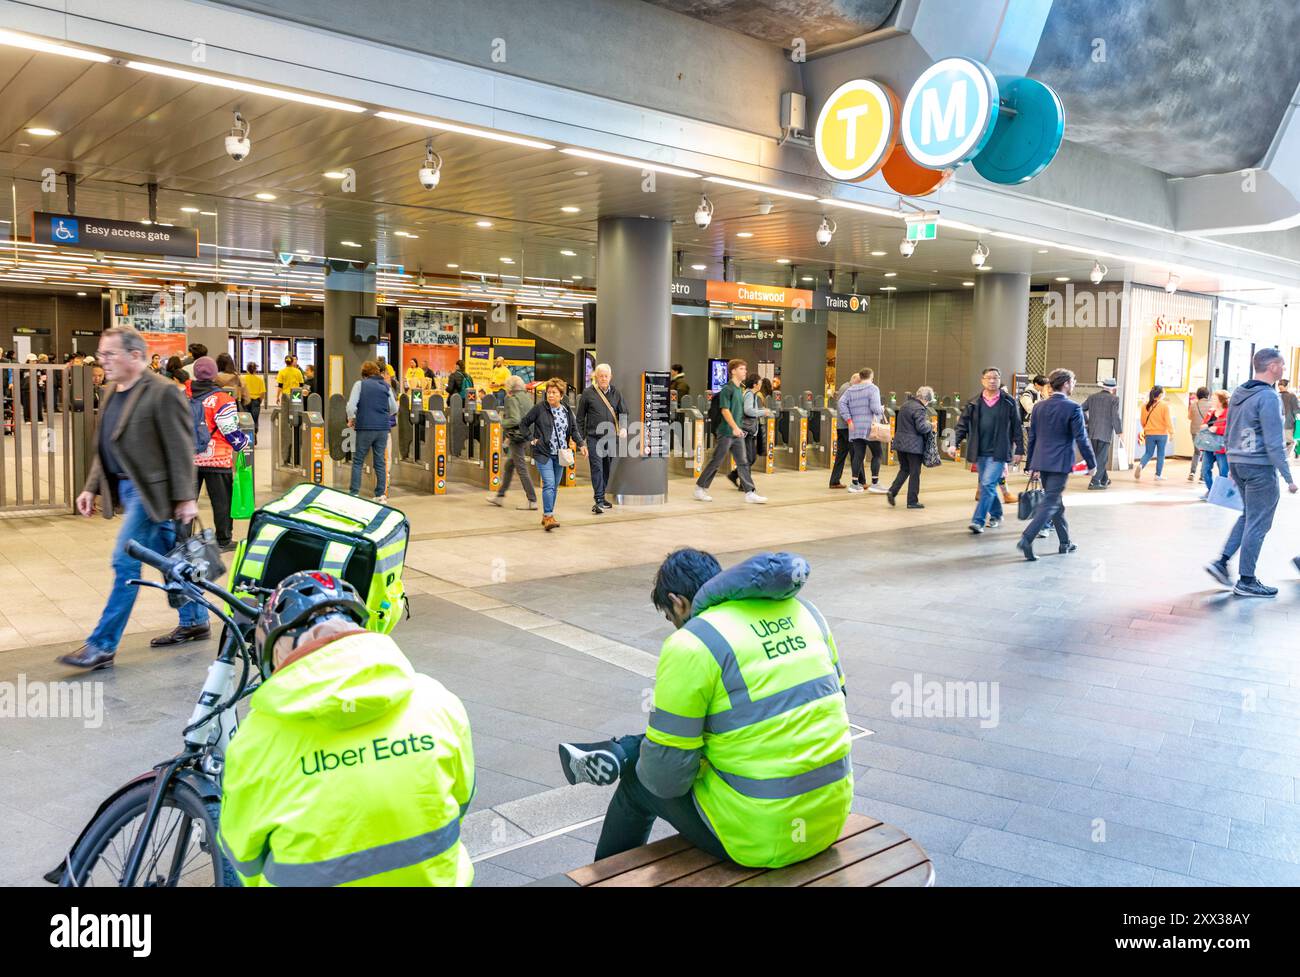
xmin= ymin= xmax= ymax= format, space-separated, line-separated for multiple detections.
xmin=558 ymin=740 xmax=624 ymax=786
xmin=1154 ymin=475 xmax=1166 ymax=481
xmin=1059 ymin=542 xmax=1078 ymax=554
xmin=847 ymin=484 xmax=865 ymax=494
xmin=1036 ymin=529 xmax=1049 ymax=539
xmin=1016 ymin=537 xmax=1037 ymax=562
xmin=599 ymin=499 xmax=613 ymax=510
xmin=591 ymin=504 xmax=603 ymax=515
xmin=1186 ymin=472 xmax=1195 ymax=482
xmin=693 ymin=487 xmax=713 ymax=502
xmin=829 ymin=482 xmax=846 ymax=489
xmin=486 ymin=494 xmax=503 ymax=507
xmin=868 ymin=484 xmax=888 ymax=494
xmin=1134 ymin=464 xmax=1143 ymax=480
xmin=1205 ymin=561 xmax=1232 ymax=587
xmin=907 ymin=502 xmax=925 ymax=510
xmin=886 ymin=491 xmax=896 ymax=507
xmin=374 ymin=494 xmax=388 ymax=504
xmin=1087 ymin=483 xmax=1104 ymax=490
xmin=1199 ymin=492 xmax=1209 ymax=501
xmin=968 ymin=522 xmax=984 ymax=535
xmin=744 ymin=491 xmax=767 ymax=504
xmin=516 ymin=500 xmax=538 ymax=511
xmin=1233 ymin=579 xmax=1278 ymax=598
xmin=986 ymin=517 xmax=1002 ymax=529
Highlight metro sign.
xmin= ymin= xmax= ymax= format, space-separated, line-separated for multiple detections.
xmin=901 ymin=58 xmax=999 ymax=169
xmin=814 ymin=78 xmax=898 ymax=182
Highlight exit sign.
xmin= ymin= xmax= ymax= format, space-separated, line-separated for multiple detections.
xmin=906 ymin=221 xmax=938 ymax=242
xmin=772 ymin=340 xmax=783 ymax=350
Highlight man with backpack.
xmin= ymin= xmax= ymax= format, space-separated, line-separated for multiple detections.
xmin=186 ymin=356 xmax=250 ymax=557
xmin=696 ymin=360 xmax=766 ymax=504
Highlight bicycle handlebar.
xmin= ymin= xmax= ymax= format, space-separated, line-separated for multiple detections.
xmin=125 ymin=540 xmax=258 ymax=620
xmin=125 ymin=539 xmax=185 ymax=579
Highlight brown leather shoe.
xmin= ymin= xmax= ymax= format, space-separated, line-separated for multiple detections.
xmin=1001 ymin=489 xmax=1016 ymax=504
xmin=57 ymin=643 xmax=115 ymax=670
xmin=150 ymin=625 xmax=212 ymax=647
xmin=542 ymin=515 xmax=559 ymax=531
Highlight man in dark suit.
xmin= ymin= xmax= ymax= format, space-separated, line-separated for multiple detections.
xmin=1082 ymin=378 xmax=1123 ymax=489
xmin=1019 ymin=368 xmax=1097 ymax=561
xmin=59 ymin=325 xmax=203 ymax=670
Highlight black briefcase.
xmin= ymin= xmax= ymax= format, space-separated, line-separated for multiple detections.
xmin=1017 ymin=476 xmax=1043 ymax=521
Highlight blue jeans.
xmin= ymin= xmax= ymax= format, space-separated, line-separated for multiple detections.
xmin=972 ymin=456 xmax=1005 ymax=525
xmin=1201 ymin=450 xmax=1227 ymax=491
xmin=1221 ymin=463 xmax=1281 ymax=578
xmin=535 ymin=454 xmax=564 ymax=516
xmin=350 ymin=428 xmax=389 ymax=496
xmin=87 ymin=480 xmax=207 ymax=653
xmin=1138 ymin=434 xmax=1168 ymax=475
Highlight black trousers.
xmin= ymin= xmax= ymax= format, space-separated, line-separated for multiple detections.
xmin=850 ymin=439 xmax=883 ymax=484
xmin=248 ymin=399 xmax=261 ymax=444
xmin=888 ymin=450 xmax=922 ymax=505
xmin=195 ymin=468 xmax=234 ymax=545
xmin=1021 ymin=470 xmax=1069 ymax=545
xmin=595 ymin=735 xmax=730 ymax=862
xmin=829 ymin=428 xmax=850 ymax=484
xmin=1089 ymin=440 xmax=1111 ymax=486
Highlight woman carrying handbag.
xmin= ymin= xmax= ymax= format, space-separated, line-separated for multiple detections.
xmin=886 ymin=386 xmax=935 ymax=509
xmin=1196 ymin=390 xmax=1230 ymax=497
xmin=522 ymin=378 xmax=587 ymax=531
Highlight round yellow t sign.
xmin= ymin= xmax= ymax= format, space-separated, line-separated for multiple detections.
xmin=814 ymin=79 xmax=899 ymax=182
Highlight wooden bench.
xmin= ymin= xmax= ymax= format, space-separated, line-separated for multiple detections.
xmin=555 ymin=814 xmax=934 ymax=887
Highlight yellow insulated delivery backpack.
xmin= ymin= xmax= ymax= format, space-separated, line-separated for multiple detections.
xmin=229 ymin=483 xmax=410 ymax=634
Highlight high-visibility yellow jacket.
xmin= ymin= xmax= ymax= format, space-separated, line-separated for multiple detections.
xmin=641 ymin=553 xmax=852 ymax=868
xmin=219 ymin=630 xmax=475 ymax=886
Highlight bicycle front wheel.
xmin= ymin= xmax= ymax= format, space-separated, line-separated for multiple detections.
xmin=61 ymin=778 xmax=238 ymax=887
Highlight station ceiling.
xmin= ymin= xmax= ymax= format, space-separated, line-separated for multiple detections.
xmin=0 ymin=40 xmax=1292 ymax=311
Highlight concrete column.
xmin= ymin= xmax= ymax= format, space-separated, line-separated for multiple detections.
xmin=324 ymin=263 xmax=376 ymax=401
xmin=971 ymin=272 xmax=1031 ymax=391
xmin=598 ymin=216 xmax=671 ymax=504
xmin=671 ymin=314 xmax=709 ymax=389
xmin=779 ymin=309 xmax=829 ymax=401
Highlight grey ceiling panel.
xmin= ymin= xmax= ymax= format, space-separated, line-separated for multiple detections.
xmin=641 ymin=0 xmax=898 ymax=48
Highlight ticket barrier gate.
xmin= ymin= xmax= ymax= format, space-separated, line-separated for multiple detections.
xmin=391 ymin=393 xmax=446 ymax=494
xmin=270 ymin=403 xmax=325 ymax=491
xmin=776 ymin=405 xmax=809 ymax=471
xmin=675 ymin=407 xmax=706 ymax=478
xmin=815 ymin=407 xmax=840 ymax=470
xmin=448 ymin=407 xmax=505 ymax=491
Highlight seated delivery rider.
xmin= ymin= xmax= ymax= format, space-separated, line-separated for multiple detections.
xmin=219 ymin=571 xmax=476 ymax=886
xmin=559 ymin=549 xmax=852 ymax=868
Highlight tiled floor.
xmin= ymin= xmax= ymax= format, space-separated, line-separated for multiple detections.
xmin=3 ymin=441 xmax=1300 ymax=886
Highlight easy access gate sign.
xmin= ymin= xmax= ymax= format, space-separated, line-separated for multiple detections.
xmin=33 ymin=212 xmax=199 ymax=258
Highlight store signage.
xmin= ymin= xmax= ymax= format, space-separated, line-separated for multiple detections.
xmin=814 ymin=78 xmax=898 ymax=182
xmin=14 ymin=327 xmax=50 ymax=335
xmin=671 ymin=278 xmax=868 ymax=313
xmin=32 ymin=212 xmax=199 ymax=257
xmin=1153 ymin=315 xmax=1194 ymax=337
xmin=812 ymin=58 xmax=1063 ymax=189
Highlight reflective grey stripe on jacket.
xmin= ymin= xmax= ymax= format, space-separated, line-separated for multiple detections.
xmin=219 ymin=818 xmax=461 ymax=886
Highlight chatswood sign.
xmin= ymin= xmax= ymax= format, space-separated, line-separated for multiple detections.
xmin=671 ymin=278 xmax=868 ymax=314
xmin=813 ymin=57 xmax=1064 ymax=191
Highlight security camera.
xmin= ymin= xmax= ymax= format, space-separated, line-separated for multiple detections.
xmin=1089 ymin=260 xmax=1108 ymax=285
xmin=225 ymin=112 xmax=251 ymax=162
xmin=899 ymin=239 xmax=916 ymax=258
xmin=757 ymin=197 xmax=774 ymax=216
xmin=816 ymin=216 xmax=836 ymax=247
xmin=694 ymin=195 xmax=714 ymax=229
xmin=1165 ymin=273 xmax=1181 ymax=294
xmin=418 ymin=138 xmax=442 ymax=190
xmin=970 ymin=242 xmax=989 ymax=268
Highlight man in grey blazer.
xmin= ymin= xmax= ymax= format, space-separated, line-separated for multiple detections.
xmin=1082 ymin=378 xmax=1123 ymax=489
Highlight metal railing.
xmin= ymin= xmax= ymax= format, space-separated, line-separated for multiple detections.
xmin=0 ymin=363 xmax=95 ymax=513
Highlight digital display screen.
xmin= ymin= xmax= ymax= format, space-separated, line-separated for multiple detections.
xmin=709 ymin=358 xmax=729 ymax=392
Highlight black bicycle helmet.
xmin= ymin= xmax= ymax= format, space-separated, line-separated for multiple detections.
xmin=255 ymin=571 xmax=370 ymax=677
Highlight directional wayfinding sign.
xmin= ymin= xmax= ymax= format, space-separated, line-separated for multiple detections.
xmin=906 ymin=220 xmax=938 ymax=242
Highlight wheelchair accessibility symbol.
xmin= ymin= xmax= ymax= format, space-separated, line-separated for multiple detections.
xmin=51 ymin=217 xmax=79 ymax=243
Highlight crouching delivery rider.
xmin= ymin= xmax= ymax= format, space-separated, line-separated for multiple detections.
xmin=558 ymin=549 xmax=852 ymax=868
xmin=218 ymin=570 xmax=475 ymax=886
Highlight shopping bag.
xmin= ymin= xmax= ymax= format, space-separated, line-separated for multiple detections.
xmin=1113 ymin=436 xmax=1129 ymax=470
xmin=1017 ymin=475 xmax=1043 ymax=521
xmin=1207 ymin=474 xmax=1243 ymax=512
xmin=231 ymin=450 xmax=255 ymax=520
xmin=922 ymin=430 xmax=942 ymax=468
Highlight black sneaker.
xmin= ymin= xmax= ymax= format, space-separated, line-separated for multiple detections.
xmin=968 ymin=522 xmax=984 ymax=535
xmin=1233 ymin=579 xmax=1278 ymax=598
xmin=1016 ymin=537 xmax=1038 ymax=562
xmin=1205 ymin=561 xmax=1232 ymax=587
xmin=1059 ymin=542 xmax=1077 ymax=554
xmin=591 ymin=504 xmax=603 ymax=515
xmin=886 ymin=492 xmax=896 ymax=506
xmin=558 ymin=740 xmax=625 ymax=786
xmin=907 ymin=502 xmax=925 ymax=509
xmin=599 ymin=499 xmax=613 ymax=509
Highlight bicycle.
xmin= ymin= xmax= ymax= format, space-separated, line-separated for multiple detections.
xmin=46 ymin=540 xmax=271 ymax=887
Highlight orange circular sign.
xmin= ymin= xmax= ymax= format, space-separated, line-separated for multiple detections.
xmin=881 ymin=143 xmax=953 ymax=196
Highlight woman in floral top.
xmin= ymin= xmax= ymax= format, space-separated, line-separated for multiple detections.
xmin=522 ymin=378 xmax=586 ymax=530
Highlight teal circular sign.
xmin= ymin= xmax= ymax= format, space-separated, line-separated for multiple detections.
xmin=901 ymin=57 xmax=999 ymax=169
xmin=973 ymin=76 xmax=1065 ymax=184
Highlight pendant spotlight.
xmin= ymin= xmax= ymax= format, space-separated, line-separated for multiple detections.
xmin=816 ymin=215 xmax=836 ymax=247
xmin=694 ymin=195 xmax=714 ymax=229
xmin=418 ymin=138 xmax=443 ymax=190
xmin=970 ymin=242 xmax=989 ymax=268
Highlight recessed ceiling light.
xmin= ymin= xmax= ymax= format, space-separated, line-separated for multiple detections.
xmin=573 ymin=170 xmax=589 ymax=176
xmin=1054 ymin=276 xmax=1070 ymax=282
xmin=962 ymin=281 xmax=974 ymax=286
xmin=254 ymin=192 xmax=276 ymax=201
xmin=475 ymin=220 xmax=492 ymax=228
xmin=140 ymin=219 xmax=152 ymax=225
xmin=1037 ymin=249 xmax=1050 ymax=254
xmin=736 ymin=231 xmax=753 ymax=238
xmin=323 ymin=171 xmax=348 ymax=179
xmin=25 ymin=127 xmax=59 ymax=137
xmin=560 ymin=206 xmax=580 ymax=213
xmin=870 ymin=250 xmax=887 ymax=257
xmin=76 ymin=291 xmax=87 ymax=296
xmin=801 ymin=275 xmax=814 ymax=282
xmin=295 ymin=248 xmax=310 ymax=254
xmin=881 ymin=286 xmax=897 ymax=291
xmin=977 ymin=265 xmax=992 ymax=271
xmin=776 ymin=258 xmax=790 ymax=264
xmin=200 ymin=211 xmax=217 ymax=216
xmin=560 ymin=249 xmax=576 ymax=256
xmin=180 ymin=206 xmax=200 ymax=213
xmin=447 ymin=263 xmax=459 ymax=268
xmin=500 ymin=257 xmax=515 ymax=263
xmin=883 ymin=272 xmax=897 ymax=278
xmin=573 ymin=275 xmax=583 ymax=280
xmin=691 ymin=264 xmax=707 ymax=271
xmin=340 ymin=240 xmax=360 ymax=247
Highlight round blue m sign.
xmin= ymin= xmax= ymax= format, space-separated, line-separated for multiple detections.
xmin=901 ymin=57 xmax=999 ymax=169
